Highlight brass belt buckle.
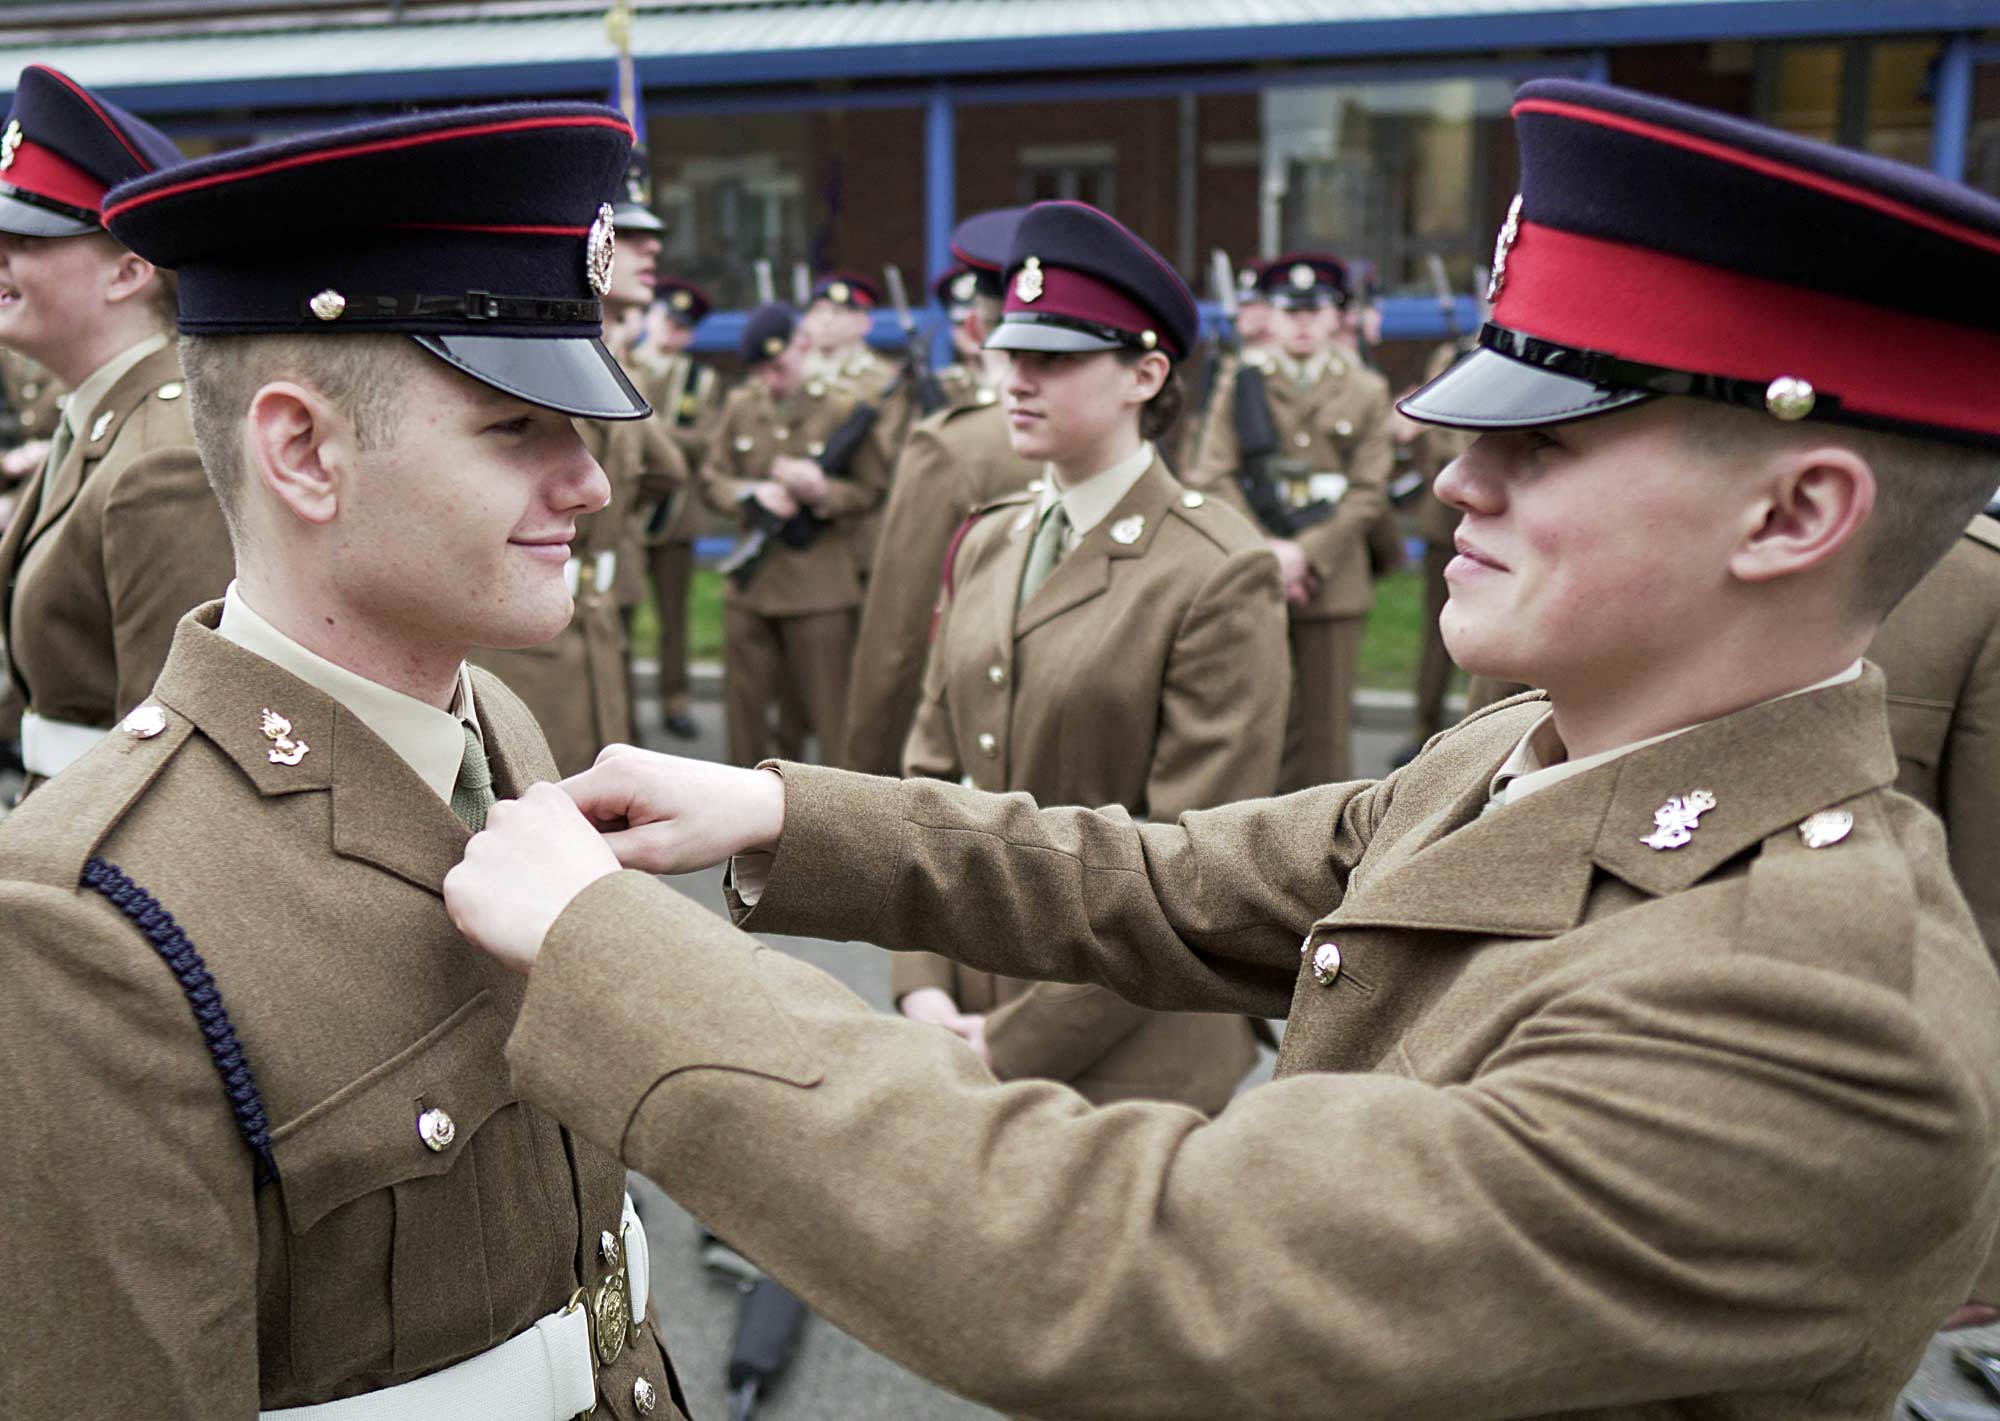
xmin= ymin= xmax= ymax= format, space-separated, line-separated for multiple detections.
xmin=591 ymin=1245 xmax=632 ymax=1370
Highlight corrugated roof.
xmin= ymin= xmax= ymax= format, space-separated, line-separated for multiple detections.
xmin=0 ymin=0 xmax=1977 ymax=109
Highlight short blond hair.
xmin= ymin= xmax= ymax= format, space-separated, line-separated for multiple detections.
xmin=178 ymin=333 xmax=418 ymax=539
xmin=1676 ymin=400 xmax=1999 ymax=619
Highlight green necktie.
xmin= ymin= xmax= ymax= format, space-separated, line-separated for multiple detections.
xmin=451 ymin=722 xmax=495 ymax=832
xmin=1016 ymin=499 xmax=1070 ymax=610
xmin=36 ymin=415 xmax=73 ymax=507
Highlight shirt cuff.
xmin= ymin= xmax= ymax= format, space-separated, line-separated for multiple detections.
xmin=728 ymin=851 xmax=775 ymax=907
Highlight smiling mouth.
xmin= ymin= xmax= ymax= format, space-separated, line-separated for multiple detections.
xmin=0 ymin=285 xmax=21 ymax=307
xmin=1452 ymin=534 xmax=1508 ymax=572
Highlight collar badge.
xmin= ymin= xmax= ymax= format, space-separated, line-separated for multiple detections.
xmin=1487 ymin=193 xmax=1523 ymax=302
xmin=1109 ymin=514 xmax=1145 ymax=545
xmin=1642 ymin=788 xmax=1715 ymax=851
xmin=585 ymin=203 xmax=616 ymax=297
xmin=260 ymin=708 xmax=311 ymax=766
xmin=1015 ymin=257 xmax=1044 ymax=304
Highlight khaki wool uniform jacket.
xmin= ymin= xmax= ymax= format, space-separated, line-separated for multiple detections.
xmin=0 ymin=605 xmax=684 ymax=1418
xmin=894 ymin=459 xmax=1286 ymax=1111
xmin=1188 ymin=349 xmax=1394 ymax=621
xmin=0 ymin=342 xmax=231 ymax=786
xmin=0 ymin=346 xmax=63 ymax=447
xmin=504 ymin=664 xmax=2000 ymax=1421
xmin=700 ymin=379 xmax=888 ymax=618
xmin=1870 ymin=513 xmax=2000 ymax=955
xmin=842 ymin=399 xmax=1038 ymax=775
xmin=469 ymin=497 xmax=634 ymax=779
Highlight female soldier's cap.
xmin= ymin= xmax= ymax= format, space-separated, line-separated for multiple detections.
xmin=0 ymin=65 xmax=182 ymax=238
xmin=810 ymin=272 xmax=881 ymax=310
xmin=101 ymin=103 xmax=650 ymax=421
xmin=1401 ymin=79 xmax=2000 ymax=448
xmin=948 ymin=206 xmax=1026 ymax=301
xmin=655 ymin=277 xmax=711 ymax=328
xmin=739 ymin=302 xmax=796 ymax=365
xmin=987 ymin=200 xmax=1198 ymax=361
xmin=933 ymin=264 xmax=980 ymax=314
xmin=1260 ymin=252 xmax=1350 ymax=310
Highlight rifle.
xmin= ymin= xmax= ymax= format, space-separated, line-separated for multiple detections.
xmin=725 ymin=1277 xmax=808 ymax=1420
xmin=791 ymin=261 xmax=811 ymax=309
xmin=1232 ymin=360 xmax=1336 ymax=537
xmin=752 ymin=259 xmax=776 ymax=307
xmin=1189 ymin=248 xmax=1239 ymax=427
xmin=718 ymin=374 xmax=903 ymax=589
xmin=883 ymin=263 xmax=947 ymax=415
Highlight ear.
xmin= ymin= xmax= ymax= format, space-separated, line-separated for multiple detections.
xmin=1727 ymin=442 xmax=1876 ymax=586
xmin=1124 ymin=350 xmax=1170 ymax=404
xmin=102 ymin=250 xmax=159 ymax=308
xmin=246 ymin=380 xmax=349 ymax=528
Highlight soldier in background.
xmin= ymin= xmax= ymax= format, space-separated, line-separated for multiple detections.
xmin=632 ymin=277 xmax=720 ymax=741
xmin=1402 ymin=339 xmax=1477 ymax=750
xmin=842 ymin=208 xmax=1037 ymax=776
xmin=704 ymin=303 xmax=886 ymax=765
xmin=0 ymin=347 xmax=63 ymax=523
xmin=929 ymin=264 xmax=1002 ymax=413
xmin=1190 ymin=252 xmax=1393 ymax=788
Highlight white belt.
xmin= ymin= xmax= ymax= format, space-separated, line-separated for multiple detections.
xmin=19 ymin=709 xmax=106 ymax=779
xmin=261 ymin=1195 xmax=650 ymax=1421
xmin=563 ymin=551 xmax=618 ymax=597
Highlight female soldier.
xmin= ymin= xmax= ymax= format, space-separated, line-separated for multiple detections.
xmin=894 ymin=200 xmax=1289 ymax=1112
xmin=0 ymin=65 xmax=229 ymax=797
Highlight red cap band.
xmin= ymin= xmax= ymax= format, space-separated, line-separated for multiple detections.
xmin=1004 ymin=264 xmax=1176 ymax=355
xmin=2 ymin=138 xmax=106 ymax=217
xmin=1493 ymin=220 xmax=2000 ymax=440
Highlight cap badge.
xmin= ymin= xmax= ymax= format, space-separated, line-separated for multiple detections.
xmin=670 ymin=290 xmax=692 ymax=311
xmin=0 ymin=120 xmax=22 ymax=172
xmin=1290 ymin=263 xmax=1314 ymax=290
xmin=586 ymin=203 xmax=617 ymax=297
xmin=1110 ymin=514 xmax=1144 ymax=545
xmin=1798 ymin=808 xmax=1854 ymax=849
xmin=1015 ymin=257 xmax=1044 ymax=304
xmin=951 ymin=271 xmax=978 ymax=303
xmin=1764 ymin=376 xmax=1816 ymax=422
xmin=827 ymin=280 xmax=850 ymax=304
xmin=260 ymin=708 xmax=311 ymax=766
xmin=309 ymin=289 xmax=346 ymax=322
xmin=1487 ymin=193 xmax=1523 ymax=301
xmin=1641 ymin=788 xmax=1716 ymax=851
xmin=763 ymin=336 xmax=785 ymax=358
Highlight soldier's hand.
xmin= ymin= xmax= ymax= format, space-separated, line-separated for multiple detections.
xmin=770 ymin=456 xmax=828 ymax=504
xmin=752 ymin=481 xmax=800 ymax=518
xmin=562 ymin=744 xmax=788 ymax=875
xmin=445 ymin=783 xmax=621 ymax=973
xmin=1268 ymin=537 xmax=1317 ymax=606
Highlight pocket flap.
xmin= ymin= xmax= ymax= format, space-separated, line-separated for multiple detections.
xmin=272 ymin=991 xmax=517 ymax=1234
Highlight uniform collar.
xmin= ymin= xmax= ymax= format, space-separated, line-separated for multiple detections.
xmin=216 ymin=580 xmax=480 ymax=804
xmin=1487 ymin=659 xmax=1865 ymax=811
xmin=1038 ymin=441 xmax=1154 ymax=537
xmin=1272 ymin=349 xmax=1332 ymax=387
xmin=61 ymin=331 xmax=167 ymax=441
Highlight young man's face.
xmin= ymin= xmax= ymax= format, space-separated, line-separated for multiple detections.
xmin=606 ymin=231 xmax=660 ymax=309
xmin=0 ymin=232 xmax=132 ymax=368
xmin=757 ymin=331 xmax=810 ymax=396
xmin=842 ymin=305 xmax=874 ymax=348
xmin=801 ymin=300 xmax=846 ymax=352
xmin=1273 ymin=304 xmax=1339 ymax=361
xmin=331 ymin=353 xmax=610 ymax=654
xmin=654 ymin=317 xmax=694 ymax=354
xmin=1434 ymin=398 xmax=1743 ymax=700
xmin=1235 ymin=303 xmax=1270 ymax=346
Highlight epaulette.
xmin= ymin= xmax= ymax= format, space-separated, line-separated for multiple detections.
xmin=1164 ymin=484 xmax=1260 ymax=555
xmin=1966 ymin=512 xmax=2000 ymax=555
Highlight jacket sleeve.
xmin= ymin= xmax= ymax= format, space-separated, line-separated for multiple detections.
xmin=811 ymin=410 xmax=889 ymax=522
xmin=510 ymin=872 xmax=1982 ymax=1419
xmin=1296 ymin=387 xmax=1392 ymax=586
xmin=1144 ymin=544 xmax=1288 ymax=821
xmin=897 ymin=564 xmax=965 ymax=786
xmin=699 ymin=398 xmax=762 ymax=516
xmin=843 ymin=428 xmax=969 ymax=776
xmin=634 ymin=416 xmax=689 ymax=504
xmin=1 ymin=881 xmax=262 ymax=1413
xmin=103 ymin=443 xmax=235 ymax=716
xmin=981 ymin=980 xmax=1157 ymax=1085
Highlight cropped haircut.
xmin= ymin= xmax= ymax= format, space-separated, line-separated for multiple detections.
xmin=179 ymin=333 xmax=417 ymax=542
xmin=1676 ymin=400 xmax=1999 ymax=619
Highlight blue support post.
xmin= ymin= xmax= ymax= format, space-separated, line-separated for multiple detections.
xmin=1582 ymin=49 xmax=1611 ymax=84
xmin=925 ymin=82 xmax=957 ymax=370
xmin=1933 ymin=34 xmax=1973 ymax=181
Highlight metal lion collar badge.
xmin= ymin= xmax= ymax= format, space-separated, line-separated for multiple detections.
xmin=1641 ymin=788 xmax=1716 ymax=851
xmin=260 ymin=708 xmax=310 ymax=766
xmin=586 ymin=203 xmax=616 ymax=297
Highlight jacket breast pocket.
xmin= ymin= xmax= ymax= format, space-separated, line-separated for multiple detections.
xmin=270 ymin=991 xmax=571 ymax=1386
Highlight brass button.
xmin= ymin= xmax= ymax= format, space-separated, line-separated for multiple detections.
xmin=1329 ymin=357 xmax=1347 ymax=376
xmin=121 ymin=705 xmax=167 ymax=738
xmin=808 ymin=440 xmax=825 ymax=457
xmin=633 ymin=1376 xmax=658 ymax=1414
xmin=156 ymin=381 xmax=185 ymax=401
xmin=733 ymin=434 xmax=754 ymax=453
xmin=977 ymin=732 xmax=997 ymax=756
xmin=976 ymin=388 xmax=996 ymax=405
xmin=987 ymin=664 xmax=1004 ymax=686
xmin=1293 ymin=431 xmax=1310 ymax=449
xmin=600 ymin=1230 xmax=619 ymax=1265
xmin=1798 ymin=809 xmax=1854 ymax=848
xmin=1333 ymin=418 xmax=1352 ymax=437
xmin=773 ymin=425 xmax=789 ymax=441
xmin=1181 ymin=491 xmax=1204 ymax=508
xmin=417 ymin=1107 xmax=456 ymax=1152
xmin=1309 ymin=941 xmax=1341 ymax=988
xmin=807 ymin=380 xmax=826 ymax=398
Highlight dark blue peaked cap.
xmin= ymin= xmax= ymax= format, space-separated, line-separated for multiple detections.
xmin=1403 ymin=79 xmax=2000 ymax=447
xmin=0 ymin=65 xmax=181 ymax=237
xmin=103 ymin=103 xmax=649 ymax=420
xmin=739 ymin=303 xmax=796 ymax=366
xmin=990 ymin=201 xmax=1198 ymax=360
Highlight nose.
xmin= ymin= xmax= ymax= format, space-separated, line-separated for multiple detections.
xmin=550 ymin=422 xmax=611 ymax=515
xmin=1003 ymin=355 xmax=1036 ymax=398
xmin=1433 ymin=433 xmax=1506 ymax=517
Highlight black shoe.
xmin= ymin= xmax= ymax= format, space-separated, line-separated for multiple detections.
xmin=664 ymin=712 xmax=699 ymax=741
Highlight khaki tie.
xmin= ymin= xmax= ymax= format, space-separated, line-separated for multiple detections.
xmin=1016 ymin=499 xmax=1070 ymax=610
xmin=451 ymin=722 xmax=495 ymax=832
xmin=36 ymin=415 xmax=73 ymax=507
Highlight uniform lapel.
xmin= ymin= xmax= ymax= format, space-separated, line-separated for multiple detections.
xmin=151 ymin=607 xmax=470 ymax=897
xmin=1014 ymin=463 xmax=1171 ymax=638
xmin=22 ymin=344 xmax=178 ymax=550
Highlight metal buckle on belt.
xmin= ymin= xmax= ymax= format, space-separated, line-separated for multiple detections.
xmin=565 ymin=1238 xmax=638 ymax=1383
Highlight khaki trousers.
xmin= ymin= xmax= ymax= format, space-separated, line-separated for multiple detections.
xmin=646 ymin=539 xmax=695 ymax=718
xmin=723 ymin=605 xmax=855 ymax=768
xmin=1279 ymin=614 xmax=1365 ymax=793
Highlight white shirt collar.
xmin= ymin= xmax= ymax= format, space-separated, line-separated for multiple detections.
xmin=62 ymin=332 xmax=169 ymax=441
xmin=1038 ymin=442 xmax=1155 ymax=538
xmin=1486 ymin=660 xmax=1865 ymax=811
xmin=215 ymin=581 xmax=482 ymax=804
